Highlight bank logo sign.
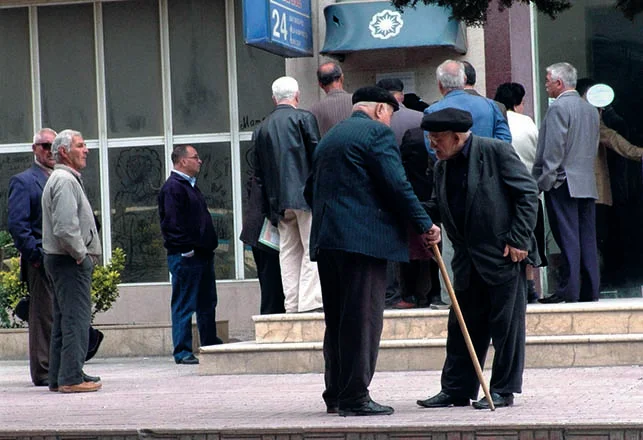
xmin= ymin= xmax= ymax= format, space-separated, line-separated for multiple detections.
xmin=369 ymin=9 xmax=404 ymax=40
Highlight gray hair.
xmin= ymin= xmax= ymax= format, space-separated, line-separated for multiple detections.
xmin=546 ymin=62 xmax=577 ymax=88
xmin=436 ymin=60 xmax=466 ymax=91
xmin=52 ymin=129 xmax=82 ymax=163
xmin=33 ymin=128 xmax=57 ymax=145
xmin=272 ymin=76 xmax=299 ymax=101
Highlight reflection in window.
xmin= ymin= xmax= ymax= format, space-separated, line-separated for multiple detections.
xmin=0 ymin=153 xmax=34 ymax=231
xmin=183 ymin=143 xmax=235 ymax=279
xmin=240 ymin=141 xmax=258 ymax=279
xmin=109 ymin=146 xmax=167 ymax=283
xmin=82 ymin=150 xmax=102 ymax=231
xmin=234 ymin=0 xmax=285 ymax=132
xmin=0 ymin=8 xmax=32 ymax=144
xmin=39 ymin=4 xmax=98 ymax=138
xmin=103 ymin=1 xmax=163 ymax=137
xmin=168 ymin=0 xmax=229 ymax=134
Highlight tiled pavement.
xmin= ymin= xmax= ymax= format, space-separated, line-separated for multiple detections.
xmin=1 ymin=357 xmax=642 ymax=439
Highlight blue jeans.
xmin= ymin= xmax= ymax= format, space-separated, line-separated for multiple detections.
xmin=167 ymin=253 xmax=221 ymax=361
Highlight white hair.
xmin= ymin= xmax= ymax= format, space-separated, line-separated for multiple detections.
xmin=436 ymin=60 xmax=466 ymax=91
xmin=547 ymin=62 xmax=577 ymax=88
xmin=272 ymin=76 xmax=299 ymax=101
xmin=52 ymin=129 xmax=82 ymax=163
xmin=33 ymin=128 xmax=57 ymax=144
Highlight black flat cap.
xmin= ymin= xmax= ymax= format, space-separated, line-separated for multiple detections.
xmin=421 ymin=108 xmax=473 ymax=132
xmin=352 ymin=86 xmax=400 ymax=111
xmin=376 ymin=78 xmax=404 ymax=92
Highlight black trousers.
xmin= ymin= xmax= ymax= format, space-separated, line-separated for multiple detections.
xmin=252 ymin=246 xmax=285 ymax=314
xmin=25 ymin=262 xmax=54 ymax=384
xmin=545 ymin=181 xmax=599 ymax=301
xmin=441 ymin=265 xmax=526 ymax=400
xmin=317 ymin=250 xmax=387 ymax=408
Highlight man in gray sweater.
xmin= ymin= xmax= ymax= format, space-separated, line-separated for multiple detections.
xmin=42 ymin=129 xmax=102 ymax=393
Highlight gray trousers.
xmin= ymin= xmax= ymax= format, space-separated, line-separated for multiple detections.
xmin=25 ymin=262 xmax=54 ymax=384
xmin=44 ymin=254 xmax=93 ymax=386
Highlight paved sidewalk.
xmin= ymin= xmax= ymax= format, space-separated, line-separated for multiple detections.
xmin=1 ymin=357 xmax=642 ymax=438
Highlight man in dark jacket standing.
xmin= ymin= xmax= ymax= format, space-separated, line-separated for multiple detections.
xmin=307 ymin=87 xmax=441 ymax=416
xmin=253 ymin=76 xmax=322 ymax=313
xmin=158 ymin=145 xmax=222 ymax=365
xmin=416 ymin=108 xmax=539 ymax=410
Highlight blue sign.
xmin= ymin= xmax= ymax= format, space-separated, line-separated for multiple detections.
xmin=243 ymin=0 xmax=313 ymax=58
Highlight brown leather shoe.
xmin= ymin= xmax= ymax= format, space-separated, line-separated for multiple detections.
xmin=59 ymin=381 xmax=102 ymax=393
xmin=392 ymin=300 xmax=416 ymax=309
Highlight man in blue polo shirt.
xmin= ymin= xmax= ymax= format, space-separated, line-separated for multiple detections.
xmin=158 ymin=145 xmax=223 ymax=365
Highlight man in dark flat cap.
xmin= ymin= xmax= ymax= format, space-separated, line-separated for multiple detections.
xmin=306 ymin=86 xmax=441 ymax=417
xmin=416 ymin=108 xmax=539 ymax=410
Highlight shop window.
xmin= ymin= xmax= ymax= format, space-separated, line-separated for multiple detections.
xmin=0 ymin=8 xmax=32 ymax=144
xmin=168 ymin=0 xmax=230 ymax=134
xmin=240 ymin=140 xmax=258 ymax=279
xmin=39 ymin=4 xmax=98 ymax=138
xmin=108 ymin=145 xmax=167 ymax=283
xmin=181 ymin=142 xmax=236 ymax=280
xmin=234 ymin=0 xmax=285 ymax=133
xmin=103 ymin=1 xmax=163 ymax=137
xmin=0 ymin=152 xmax=33 ymax=231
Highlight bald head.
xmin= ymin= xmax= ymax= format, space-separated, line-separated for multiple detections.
xmin=317 ymin=62 xmax=344 ymax=93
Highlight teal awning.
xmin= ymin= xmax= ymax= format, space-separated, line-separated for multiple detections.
xmin=320 ymin=1 xmax=467 ymax=55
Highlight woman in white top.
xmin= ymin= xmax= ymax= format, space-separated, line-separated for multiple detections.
xmin=494 ymin=82 xmax=548 ymax=303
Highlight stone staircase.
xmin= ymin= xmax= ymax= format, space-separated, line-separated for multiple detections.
xmin=199 ymin=298 xmax=643 ymax=374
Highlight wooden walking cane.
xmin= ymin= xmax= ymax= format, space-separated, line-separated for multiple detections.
xmin=432 ymin=244 xmax=495 ymax=411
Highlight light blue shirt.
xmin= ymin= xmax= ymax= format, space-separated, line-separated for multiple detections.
xmin=171 ymin=169 xmax=196 ymax=187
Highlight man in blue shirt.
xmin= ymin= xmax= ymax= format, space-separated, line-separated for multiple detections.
xmin=158 ymin=145 xmax=223 ymax=365
xmin=425 ymin=60 xmax=511 ymax=153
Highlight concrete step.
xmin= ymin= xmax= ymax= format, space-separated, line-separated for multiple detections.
xmin=199 ymin=333 xmax=643 ymax=375
xmin=254 ymin=299 xmax=643 ymax=343
xmin=0 ymin=321 xmax=228 ymax=360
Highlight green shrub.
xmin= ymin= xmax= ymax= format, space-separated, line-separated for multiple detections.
xmin=0 ymin=235 xmax=126 ymax=327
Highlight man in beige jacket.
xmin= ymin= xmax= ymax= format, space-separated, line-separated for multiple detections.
xmin=42 ymin=129 xmax=102 ymax=393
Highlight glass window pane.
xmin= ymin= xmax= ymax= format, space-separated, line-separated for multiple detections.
xmin=235 ymin=0 xmax=285 ymax=132
xmin=240 ymin=140 xmax=257 ymax=279
xmin=82 ymin=147 xmax=102 ymax=232
xmin=0 ymin=152 xmax=34 ymax=231
xmin=168 ymin=0 xmax=229 ymax=134
xmin=182 ymin=142 xmax=235 ymax=279
xmin=109 ymin=146 xmax=167 ymax=283
xmin=0 ymin=9 xmax=32 ymax=144
xmin=39 ymin=4 xmax=98 ymax=138
xmin=103 ymin=1 xmax=163 ymax=137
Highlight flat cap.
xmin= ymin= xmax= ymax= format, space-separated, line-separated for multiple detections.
xmin=352 ymin=86 xmax=399 ymax=111
xmin=376 ymin=78 xmax=404 ymax=92
xmin=421 ymin=108 xmax=473 ymax=132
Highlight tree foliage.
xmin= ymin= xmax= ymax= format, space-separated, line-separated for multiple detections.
xmin=391 ymin=0 xmax=641 ymax=26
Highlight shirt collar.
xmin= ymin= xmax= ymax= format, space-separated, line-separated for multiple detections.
xmin=172 ymin=169 xmax=196 ymax=187
xmin=34 ymin=159 xmax=53 ymax=176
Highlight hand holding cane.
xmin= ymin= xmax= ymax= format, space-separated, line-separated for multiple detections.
xmin=431 ymin=243 xmax=495 ymax=411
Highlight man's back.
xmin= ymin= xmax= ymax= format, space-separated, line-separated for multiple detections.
xmin=310 ymin=89 xmax=353 ymax=136
xmin=534 ymin=91 xmax=599 ymax=197
xmin=253 ymin=104 xmax=320 ymax=222
xmin=426 ymin=90 xmax=512 ymax=142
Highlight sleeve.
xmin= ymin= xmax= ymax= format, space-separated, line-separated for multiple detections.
xmin=491 ymin=101 xmax=513 ymax=143
xmin=365 ymin=126 xmax=433 ymax=233
xmin=536 ymin=105 xmax=568 ymax=192
xmin=7 ymin=175 xmax=42 ymax=263
xmin=49 ymin=179 xmax=86 ymax=261
xmin=303 ymin=113 xmax=321 ymax=162
xmin=601 ymin=124 xmax=643 ymax=161
xmin=497 ymin=143 xmax=539 ymax=249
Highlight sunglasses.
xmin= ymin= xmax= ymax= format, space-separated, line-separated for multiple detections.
xmin=36 ymin=142 xmax=52 ymax=149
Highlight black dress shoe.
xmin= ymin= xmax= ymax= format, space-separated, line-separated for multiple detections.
xmin=538 ymin=295 xmax=566 ymax=304
xmin=417 ymin=391 xmax=470 ymax=408
xmin=176 ymin=354 xmax=199 ymax=365
xmin=34 ymin=379 xmax=49 ymax=387
xmin=338 ymin=399 xmax=394 ymax=416
xmin=472 ymin=392 xmax=514 ymax=409
xmin=326 ymin=405 xmax=338 ymax=414
xmin=82 ymin=372 xmax=101 ymax=382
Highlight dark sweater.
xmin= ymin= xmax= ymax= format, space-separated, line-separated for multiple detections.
xmin=158 ymin=172 xmax=218 ymax=256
